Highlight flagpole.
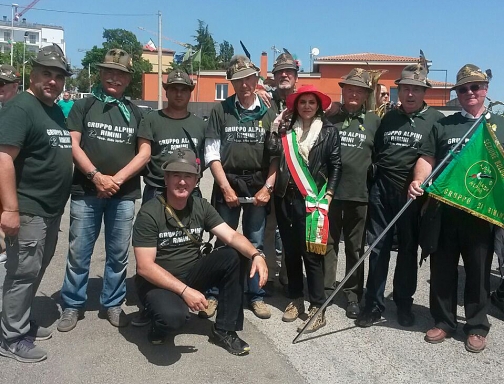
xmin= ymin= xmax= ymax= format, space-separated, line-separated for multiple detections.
xmin=293 ymin=111 xmax=489 ymax=344
xmin=157 ymin=11 xmax=163 ymax=110
xmin=196 ymin=59 xmax=201 ymax=102
xmin=191 ymin=59 xmax=194 ymax=102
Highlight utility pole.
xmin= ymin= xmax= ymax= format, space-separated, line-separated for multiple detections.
xmin=22 ymin=31 xmax=27 ymax=91
xmin=78 ymin=49 xmax=92 ymax=93
xmin=157 ymin=11 xmax=162 ymax=110
xmin=10 ymin=3 xmax=18 ymax=66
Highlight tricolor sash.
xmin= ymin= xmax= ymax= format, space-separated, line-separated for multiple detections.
xmin=282 ymin=130 xmax=329 ymax=255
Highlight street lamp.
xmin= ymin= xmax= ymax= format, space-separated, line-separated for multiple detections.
xmin=10 ymin=3 xmax=18 ymax=66
xmin=22 ymin=31 xmax=28 ymax=91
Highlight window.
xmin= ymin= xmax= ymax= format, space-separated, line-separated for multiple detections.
xmin=390 ymin=87 xmax=398 ymax=104
xmin=42 ymin=38 xmax=47 ymax=42
xmin=4 ymin=31 xmax=10 ymax=41
xmin=215 ymin=84 xmax=228 ymax=100
xmin=29 ymin=34 xmax=36 ymax=44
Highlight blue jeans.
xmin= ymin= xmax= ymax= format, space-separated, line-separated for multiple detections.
xmin=209 ymin=201 xmax=267 ymax=303
xmin=61 ymin=196 xmax=135 ymax=309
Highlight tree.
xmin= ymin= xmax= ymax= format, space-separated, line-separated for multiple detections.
xmin=192 ymin=20 xmax=217 ymax=71
xmin=169 ymin=21 xmax=234 ymax=73
xmin=0 ymin=42 xmax=36 ymax=89
xmin=65 ymin=67 xmax=92 ymax=93
xmin=217 ymin=40 xmax=234 ymax=70
xmin=81 ymin=28 xmax=152 ymax=99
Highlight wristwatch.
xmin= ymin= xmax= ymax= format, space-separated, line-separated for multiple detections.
xmin=264 ymin=183 xmax=274 ymax=194
xmin=86 ymin=168 xmax=99 ymax=180
xmin=251 ymin=251 xmax=266 ymax=261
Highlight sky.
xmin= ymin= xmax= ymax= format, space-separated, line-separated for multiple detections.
xmin=1 ymin=0 xmax=503 ymax=105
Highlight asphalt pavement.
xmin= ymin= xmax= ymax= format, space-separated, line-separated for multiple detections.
xmin=1 ymin=173 xmax=504 ymax=383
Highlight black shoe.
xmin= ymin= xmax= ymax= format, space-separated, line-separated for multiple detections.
xmin=397 ymin=307 xmax=415 ymax=327
xmin=491 ymin=291 xmax=504 ymax=313
xmin=131 ymin=309 xmax=151 ymax=327
xmin=355 ymin=306 xmax=381 ymax=328
xmin=346 ymin=302 xmax=360 ymax=319
xmin=210 ymin=325 xmax=250 ymax=356
xmin=148 ymin=323 xmax=166 ymax=345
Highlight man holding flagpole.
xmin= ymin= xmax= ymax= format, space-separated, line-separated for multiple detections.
xmin=408 ymin=64 xmax=504 ymax=353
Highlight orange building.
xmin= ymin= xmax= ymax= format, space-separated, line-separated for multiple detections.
xmin=142 ymin=52 xmax=453 ymax=107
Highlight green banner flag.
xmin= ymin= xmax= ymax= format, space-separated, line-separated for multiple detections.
xmin=192 ymin=49 xmax=201 ymax=63
xmin=426 ymin=120 xmax=504 ymax=228
xmin=182 ymin=48 xmax=193 ymax=63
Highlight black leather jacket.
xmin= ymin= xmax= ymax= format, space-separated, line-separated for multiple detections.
xmin=269 ymin=118 xmax=342 ymax=198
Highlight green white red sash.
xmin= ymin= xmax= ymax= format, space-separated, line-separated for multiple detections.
xmin=282 ymin=130 xmax=329 ymax=255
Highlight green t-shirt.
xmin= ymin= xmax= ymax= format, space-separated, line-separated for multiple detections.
xmin=139 ymin=110 xmax=206 ymax=187
xmin=374 ymin=105 xmax=444 ymax=191
xmin=420 ymin=112 xmax=504 ymax=164
xmin=132 ymin=196 xmax=224 ymax=278
xmin=205 ymin=96 xmax=275 ymax=172
xmin=68 ymin=97 xmax=147 ymax=199
xmin=57 ymin=99 xmax=74 ymax=118
xmin=328 ymin=110 xmax=380 ymax=202
xmin=0 ymin=92 xmax=73 ymax=217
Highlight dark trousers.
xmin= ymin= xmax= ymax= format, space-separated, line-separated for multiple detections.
xmin=275 ymin=189 xmax=325 ymax=307
xmin=136 ymin=247 xmax=246 ymax=333
xmin=327 ymin=200 xmax=368 ymax=303
xmin=365 ymin=176 xmax=419 ymax=311
xmin=494 ymin=227 xmax=504 ymax=297
xmin=430 ymin=205 xmax=493 ymax=336
xmin=323 ymin=233 xmax=337 ymax=293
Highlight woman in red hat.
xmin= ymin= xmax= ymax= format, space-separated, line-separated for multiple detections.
xmin=270 ymin=85 xmax=342 ymax=333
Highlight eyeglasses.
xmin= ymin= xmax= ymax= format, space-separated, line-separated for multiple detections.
xmin=380 ymin=92 xmax=389 ymax=97
xmin=457 ymin=84 xmax=486 ymax=94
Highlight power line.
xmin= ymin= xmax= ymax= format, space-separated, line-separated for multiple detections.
xmin=0 ymin=4 xmax=155 ymax=17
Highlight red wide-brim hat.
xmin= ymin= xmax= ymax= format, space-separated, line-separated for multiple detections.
xmin=286 ymin=85 xmax=332 ymax=112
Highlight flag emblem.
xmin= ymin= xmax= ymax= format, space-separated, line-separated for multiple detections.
xmin=465 ymin=161 xmax=495 ymax=199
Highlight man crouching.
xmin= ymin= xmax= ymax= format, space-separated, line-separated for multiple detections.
xmin=132 ymin=147 xmax=268 ymax=355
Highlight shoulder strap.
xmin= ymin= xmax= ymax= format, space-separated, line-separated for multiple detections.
xmin=82 ymin=96 xmax=97 ymax=126
xmin=127 ymin=101 xmax=142 ymax=128
xmin=156 ymin=195 xmax=203 ymax=245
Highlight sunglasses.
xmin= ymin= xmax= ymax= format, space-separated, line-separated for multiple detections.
xmin=380 ymin=92 xmax=389 ymax=97
xmin=457 ymin=84 xmax=486 ymax=94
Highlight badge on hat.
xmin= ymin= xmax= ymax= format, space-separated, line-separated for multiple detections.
xmin=162 ymin=69 xmax=195 ymax=90
xmin=0 ymin=65 xmax=20 ymax=83
xmin=96 ymin=49 xmax=134 ymax=74
xmin=272 ymin=52 xmax=299 ymax=74
xmin=31 ymin=44 xmax=73 ymax=76
xmin=339 ymin=68 xmax=373 ymax=90
xmin=395 ymin=64 xmax=431 ymax=88
xmin=226 ymin=55 xmax=260 ymax=81
xmin=452 ymin=64 xmax=490 ymax=90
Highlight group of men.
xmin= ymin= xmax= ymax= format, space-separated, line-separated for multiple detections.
xmin=0 ymin=41 xmax=502 ymax=365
